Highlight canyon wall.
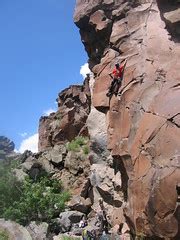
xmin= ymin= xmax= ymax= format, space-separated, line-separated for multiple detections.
xmin=74 ymin=0 xmax=180 ymax=238
xmin=38 ymin=77 xmax=91 ymax=151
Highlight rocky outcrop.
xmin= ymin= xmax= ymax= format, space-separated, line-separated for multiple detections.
xmin=20 ymin=142 xmax=91 ymax=191
xmin=26 ymin=222 xmax=48 ymax=240
xmin=0 ymin=219 xmax=32 ymax=240
xmin=0 ymin=136 xmax=15 ymax=153
xmin=0 ymin=136 xmax=15 ymax=160
xmin=38 ymin=76 xmax=91 ymax=151
xmin=87 ymin=75 xmax=112 ymax=164
xmin=0 ymin=219 xmax=49 ymax=240
xmin=74 ymin=0 xmax=180 ymax=239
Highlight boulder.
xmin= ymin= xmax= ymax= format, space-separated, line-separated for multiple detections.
xmin=13 ymin=168 xmax=28 ymax=181
xmin=0 ymin=219 xmax=32 ymax=240
xmin=68 ymin=195 xmax=92 ymax=214
xmin=90 ymin=164 xmax=123 ymax=207
xmin=26 ymin=221 xmax=48 ymax=240
xmin=57 ymin=211 xmax=84 ymax=233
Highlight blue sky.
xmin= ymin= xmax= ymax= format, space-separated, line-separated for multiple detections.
xmin=0 ymin=0 xmax=90 ymax=152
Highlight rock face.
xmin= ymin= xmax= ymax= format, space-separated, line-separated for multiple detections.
xmin=20 ymin=143 xmax=91 ymax=193
xmin=38 ymin=76 xmax=91 ymax=151
xmin=0 ymin=136 xmax=15 ymax=153
xmin=0 ymin=136 xmax=15 ymax=160
xmin=0 ymin=219 xmax=32 ymax=240
xmin=26 ymin=221 xmax=48 ymax=240
xmin=87 ymin=75 xmax=112 ymax=164
xmin=74 ymin=0 xmax=180 ymax=239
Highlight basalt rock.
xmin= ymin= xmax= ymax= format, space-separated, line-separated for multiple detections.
xmin=57 ymin=211 xmax=84 ymax=233
xmin=87 ymin=75 xmax=112 ymax=164
xmin=0 ymin=136 xmax=15 ymax=160
xmin=0 ymin=219 xmax=32 ymax=240
xmin=68 ymin=195 xmax=92 ymax=214
xmin=26 ymin=222 xmax=48 ymax=240
xmin=38 ymin=76 xmax=91 ymax=151
xmin=74 ymin=0 xmax=180 ymax=239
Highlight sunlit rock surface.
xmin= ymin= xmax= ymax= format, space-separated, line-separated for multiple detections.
xmin=74 ymin=0 xmax=180 ymax=238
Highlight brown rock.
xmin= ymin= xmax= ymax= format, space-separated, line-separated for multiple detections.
xmin=0 ymin=136 xmax=15 ymax=159
xmin=0 ymin=219 xmax=32 ymax=240
xmin=74 ymin=0 xmax=180 ymax=238
xmin=89 ymin=10 xmax=112 ymax=32
xmin=38 ymin=77 xmax=91 ymax=151
xmin=68 ymin=195 xmax=92 ymax=214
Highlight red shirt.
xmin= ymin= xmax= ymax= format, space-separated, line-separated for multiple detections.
xmin=112 ymin=65 xmax=123 ymax=78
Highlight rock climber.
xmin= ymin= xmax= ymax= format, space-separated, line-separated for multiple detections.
xmin=106 ymin=59 xmax=127 ymax=97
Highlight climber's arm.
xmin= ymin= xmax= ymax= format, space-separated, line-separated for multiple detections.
xmin=120 ymin=59 xmax=127 ymax=69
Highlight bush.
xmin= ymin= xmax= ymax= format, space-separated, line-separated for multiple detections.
xmin=0 ymin=160 xmax=70 ymax=226
xmin=67 ymin=136 xmax=89 ymax=154
xmin=0 ymin=230 xmax=9 ymax=240
xmin=82 ymin=145 xmax=89 ymax=155
xmin=0 ymin=161 xmax=22 ymax=216
xmin=3 ymin=176 xmax=70 ymax=225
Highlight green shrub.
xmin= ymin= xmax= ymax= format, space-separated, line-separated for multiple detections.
xmin=0 ymin=229 xmax=9 ymax=240
xmin=3 ymin=176 xmax=70 ymax=225
xmin=0 ymin=160 xmax=70 ymax=226
xmin=74 ymin=136 xmax=86 ymax=146
xmin=67 ymin=136 xmax=89 ymax=153
xmin=67 ymin=140 xmax=80 ymax=152
xmin=0 ymin=161 xmax=22 ymax=216
xmin=82 ymin=145 xmax=89 ymax=155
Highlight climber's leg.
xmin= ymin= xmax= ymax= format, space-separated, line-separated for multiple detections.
xmin=106 ymin=78 xmax=116 ymax=97
xmin=114 ymin=78 xmax=122 ymax=96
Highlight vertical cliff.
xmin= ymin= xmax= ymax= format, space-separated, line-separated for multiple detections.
xmin=74 ymin=0 xmax=180 ymax=238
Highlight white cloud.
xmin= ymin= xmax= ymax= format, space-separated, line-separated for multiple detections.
xmin=19 ymin=132 xmax=28 ymax=138
xmin=80 ymin=63 xmax=91 ymax=79
xmin=43 ymin=108 xmax=56 ymax=116
xmin=18 ymin=133 xmax=38 ymax=153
